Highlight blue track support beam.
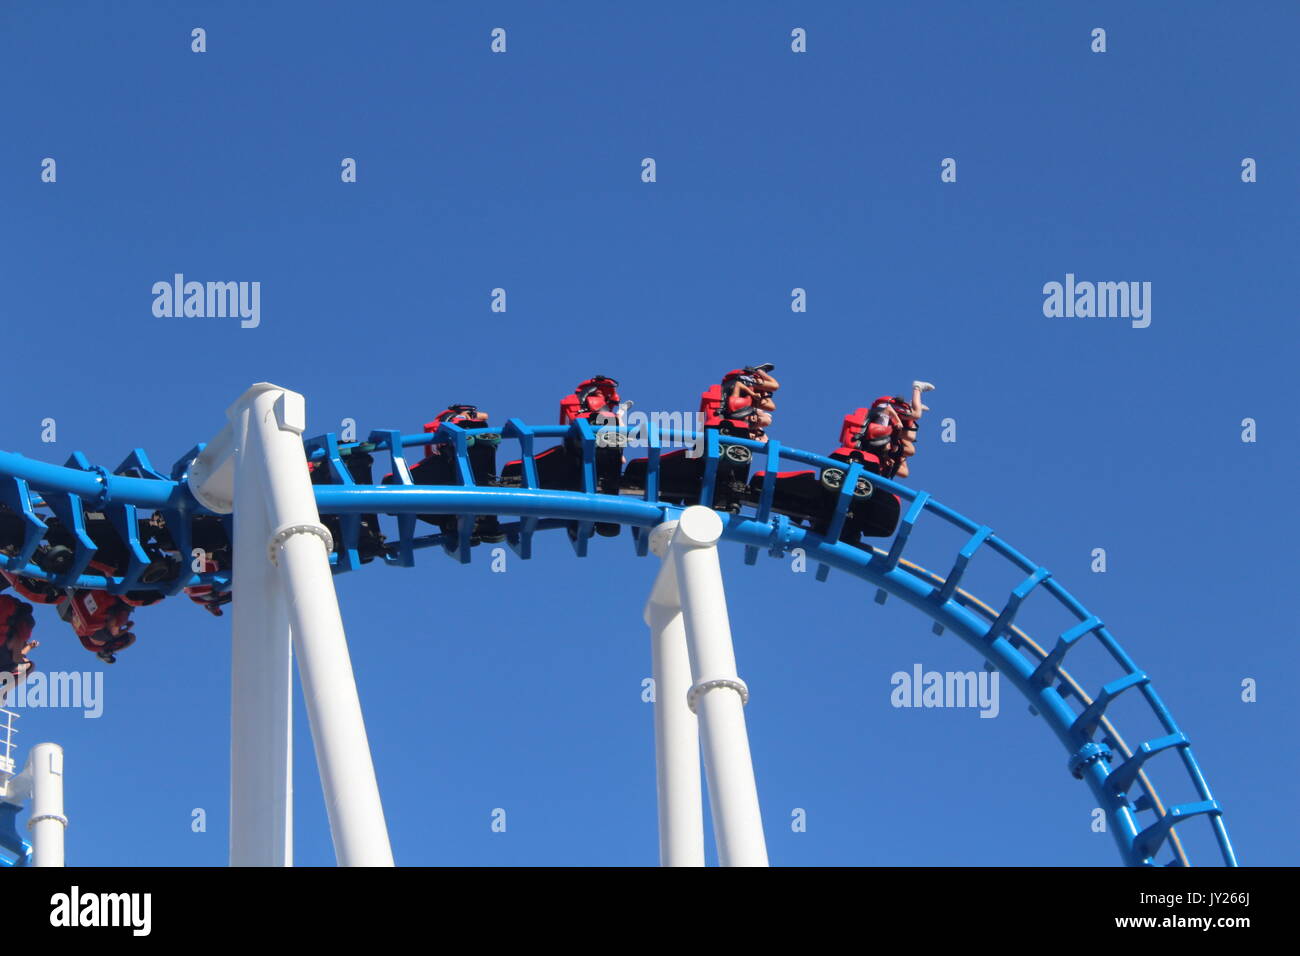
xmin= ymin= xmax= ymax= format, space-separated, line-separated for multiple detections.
xmin=502 ymin=420 xmax=540 ymax=560
xmin=369 ymin=429 xmax=415 ymax=566
xmin=745 ymin=439 xmax=783 ymax=565
xmin=371 ymin=429 xmax=413 ymax=487
xmin=42 ymin=490 xmax=96 ymax=587
xmin=882 ymin=491 xmax=930 ymax=572
xmin=815 ymin=461 xmax=864 ymax=582
xmin=170 ymin=444 xmax=205 ymax=482
xmin=105 ymin=503 xmax=152 ymax=594
xmin=0 ymin=476 xmax=47 ymax=570
xmin=936 ymin=525 xmax=993 ymax=604
xmin=568 ymin=420 xmax=597 ymax=553
xmin=116 ymin=449 xmax=168 ymax=481
xmin=633 ymin=420 xmax=663 ymax=557
xmin=699 ymin=430 xmax=721 ymax=509
xmin=316 ymin=432 xmax=361 ymax=573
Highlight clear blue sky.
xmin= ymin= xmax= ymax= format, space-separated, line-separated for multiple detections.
xmin=1 ymin=1 xmax=1295 ymax=866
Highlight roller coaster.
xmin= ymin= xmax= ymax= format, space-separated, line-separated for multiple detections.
xmin=0 ymin=383 xmax=1237 ymax=867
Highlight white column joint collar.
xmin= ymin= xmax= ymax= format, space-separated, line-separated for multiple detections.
xmin=27 ymin=812 xmax=68 ymax=830
xmin=268 ymin=522 xmax=333 ymax=565
xmin=687 ymin=677 xmax=749 ymax=713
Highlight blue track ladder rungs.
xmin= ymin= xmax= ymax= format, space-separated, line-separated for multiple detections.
xmin=1107 ymin=732 xmax=1190 ymax=794
xmin=1072 ymin=670 xmax=1150 ymax=738
xmin=986 ymin=566 xmax=1052 ymax=648
xmin=1133 ymin=800 xmax=1221 ymax=861
xmin=882 ymin=491 xmax=930 ymax=572
xmin=1030 ymin=615 xmax=1104 ymax=689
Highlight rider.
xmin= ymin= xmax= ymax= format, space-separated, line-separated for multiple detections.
xmin=562 ymin=375 xmax=627 ymax=537
xmin=405 ymin=404 xmax=504 ymax=545
xmin=561 ymin=376 xmax=624 ymax=430
xmin=711 ymin=364 xmax=780 ymax=441
xmin=839 ymin=381 xmax=935 ymax=478
xmin=59 ymin=573 xmax=137 ymax=664
xmin=0 ymin=595 xmax=37 ymax=701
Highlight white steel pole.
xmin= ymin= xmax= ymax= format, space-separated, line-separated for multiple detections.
xmin=228 ymin=409 xmax=293 ymax=867
xmin=668 ymin=506 xmax=768 ymax=867
xmin=26 ymin=742 xmax=66 ymax=867
xmin=645 ymin=521 xmax=705 ymax=866
xmin=235 ymin=384 xmax=393 ymax=867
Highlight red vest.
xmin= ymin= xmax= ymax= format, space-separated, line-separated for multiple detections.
xmin=67 ymin=589 xmax=130 ymax=639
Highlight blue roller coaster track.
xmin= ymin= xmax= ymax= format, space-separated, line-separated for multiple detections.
xmin=0 ymin=416 xmax=1237 ymax=867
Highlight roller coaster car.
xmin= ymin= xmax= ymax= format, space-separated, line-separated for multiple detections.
xmin=744 ymin=454 xmax=901 ymax=547
xmin=37 ymin=513 xmax=180 ymax=584
xmin=308 ymin=450 xmax=386 ymax=562
xmin=500 ymin=377 xmax=627 ymax=537
xmin=143 ymin=513 xmax=232 ymax=571
xmin=381 ymin=406 xmax=505 ymax=546
xmin=499 ymin=443 xmax=624 ymax=538
xmin=619 ymin=385 xmax=753 ymax=513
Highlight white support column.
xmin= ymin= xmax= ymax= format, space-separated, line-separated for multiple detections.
xmin=644 ymin=521 xmax=704 ymax=866
xmin=227 ymin=412 xmax=293 ymax=867
xmin=191 ymin=383 xmax=393 ymax=867
xmin=668 ymin=506 xmax=768 ymax=867
xmin=236 ymin=385 xmax=393 ymax=867
xmin=27 ymin=742 xmax=66 ymax=867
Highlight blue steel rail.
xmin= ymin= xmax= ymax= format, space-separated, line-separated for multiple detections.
xmin=0 ymin=419 xmax=1237 ymax=867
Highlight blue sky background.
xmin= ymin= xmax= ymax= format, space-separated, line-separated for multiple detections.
xmin=1 ymin=1 xmax=1295 ymax=866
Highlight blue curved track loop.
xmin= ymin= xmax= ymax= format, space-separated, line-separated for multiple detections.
xmin=0 ymin=419 xmax=1237 ymax=867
